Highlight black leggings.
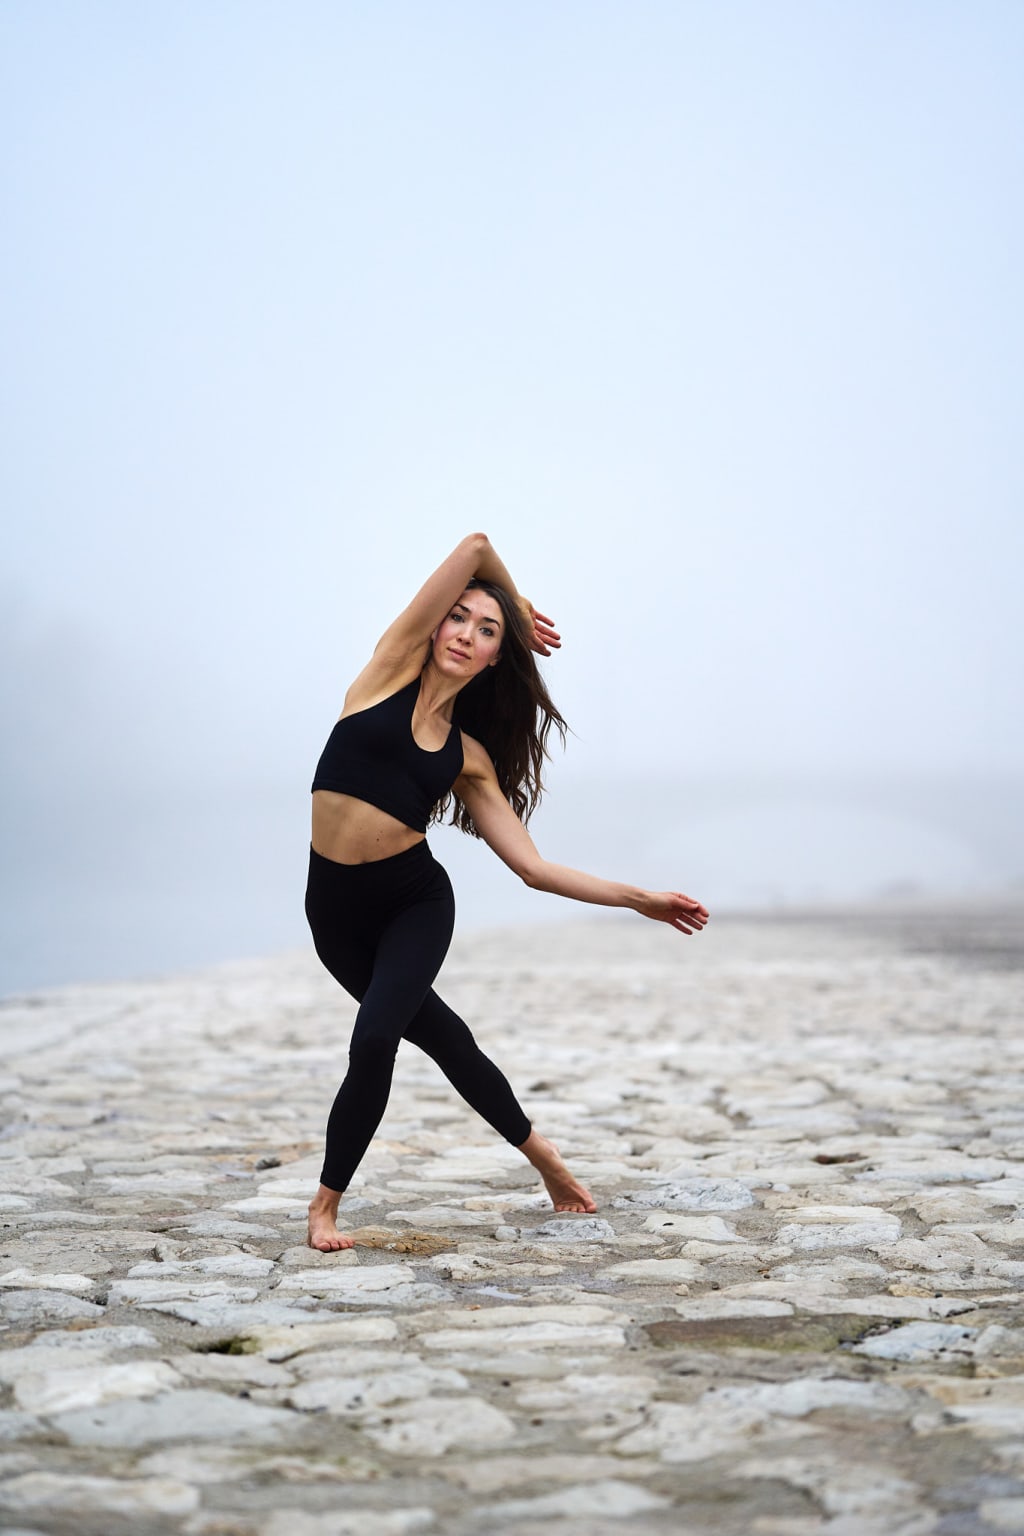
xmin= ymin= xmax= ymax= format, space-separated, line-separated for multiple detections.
xmin=305 ymin=841 xmax=532 ymax=1193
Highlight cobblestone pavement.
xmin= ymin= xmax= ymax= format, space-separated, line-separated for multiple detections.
xmin=1 ymin=908 xmax=1022 ymax=1536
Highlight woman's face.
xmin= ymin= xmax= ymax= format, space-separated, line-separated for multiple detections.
xmin=432 ymin=587 xmax=504 ymax=678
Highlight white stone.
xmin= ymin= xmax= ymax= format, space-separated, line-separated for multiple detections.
xmin=0 ymin=1471 xmax=199 ymax=1517
xmin=289 ymin=1365 xmax=468 ymax=1414
xmin=515 ymin=1373 xmax=656 ymax=1414
xmin=362 ymin=1395 xmax=516 ymax=1456
xmin=52 ymin=1388 xmax=303 ymax=1448
xmin=414 ymin=1303 xmax=620 ymax=1330
xmin=245 ymin=1315 xmax=399 ymax=1359
xmin=600 ymin=1258 xmax=701 ymax=1283
xmin=420 ymin=1322 xmax=627 ymax=1351
xmin=127 ymin=1255 xmax=274 ymax=1278
xmin=614 ymin=1377 xmax=910 ymax=1463
xmin=641 ymin=1212 xmax=740 ymax=1241
xmin=385 ymin=1206 xmax=495 ymax=1227
xmin=260 ymin=1507 xmax=436 ymax=1535
xmin=980 ymin=1499 xmax=1024 ymax=1531
xmin=172 ymin=1353 xmax=294 ymax=1389
xmin=184 ymin=1216 xmax=281 ymax=1239
xmin=144 ymin=1299 xmax=321 ymax=1329
xmin=775 ymin=1221 xmax=900 ymax=1251
xmin=784 ymin=1204 xmax=900 ymax=1223
xmin=0 ymin=1269 xmax=96 ymax=1294
xmin=613 ymin=1179 xmax=755 ymax=1211
xmin=275 ymin=1263 xmax=416 ymax=1295
xmin=0 ymin=1411 xmax=44 ymax=1442
xmin=428 ymin=1253 xmax=563 ymax=1281
xmin=854 ymin=1322 xmax=978 ymax=1362
xmin=14 ymin=1361 xmax=184 ymax=1416
xmin=482 ymin=1477 xmax=671 ymax=1520
xmin=734 ymin=1454 xmax=923 ymax=1519
xmin=107 ymin=1278 xmax=260 ymax=1305
xmin=673 ymin=1297 xmax=795 ymax=1320
xmin=289 ymin=1348 xmax=420 ymax=1380
xmin=439 ymin=1451 xmax=662 ymax=1495
xmin=0 ymin=1327 xmax=158 ymax=1384
xmin=531 ymin=1217 xmax=618 ymax=1241
xmin=222 ymin=1196 xmax=310 ymax=1213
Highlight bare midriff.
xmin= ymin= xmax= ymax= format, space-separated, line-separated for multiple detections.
xmin=311 ymin=790 xmax=425 ymax=865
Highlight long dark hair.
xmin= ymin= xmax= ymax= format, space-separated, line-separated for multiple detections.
xmin=432 ymin=579 xmax=568 ymax=836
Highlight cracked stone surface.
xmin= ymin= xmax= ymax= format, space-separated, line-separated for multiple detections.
xmin=0 ymin=906 xmax=1022 ymax=1534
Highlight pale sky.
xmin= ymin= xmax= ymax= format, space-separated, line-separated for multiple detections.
xmin=2 ymin=2 xmax=1022 ymax=990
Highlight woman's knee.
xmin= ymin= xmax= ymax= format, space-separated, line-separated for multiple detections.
xmin=348 ymin=1022 xmax=399 ymax=1074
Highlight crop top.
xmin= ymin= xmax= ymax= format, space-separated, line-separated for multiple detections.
xmin=310 ymin=677 xmax=465 ymax=834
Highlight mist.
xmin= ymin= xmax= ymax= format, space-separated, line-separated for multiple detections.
xmin=2 ymin=2 xmax=1022 ymax=994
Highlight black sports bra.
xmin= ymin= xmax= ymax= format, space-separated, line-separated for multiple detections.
xmin=311 ymin=678 xmax=464 ymax=834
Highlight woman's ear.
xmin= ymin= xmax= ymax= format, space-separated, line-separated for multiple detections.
xmin=489 ymin=650 xmax=502 ymax=667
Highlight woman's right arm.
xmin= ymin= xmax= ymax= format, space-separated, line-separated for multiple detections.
xmin=345 ymin=534 xmax=558 ymax=706
xmin=374 ymin=534 xmax=519 ymax=661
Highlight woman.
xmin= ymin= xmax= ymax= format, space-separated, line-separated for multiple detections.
xmin=305 ymin=533 xmax=708 ymax=1251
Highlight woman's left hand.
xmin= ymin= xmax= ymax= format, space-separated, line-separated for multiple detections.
xmin=638 ymin=891 xmax=710 ymax=934
xmin=517 ymin=598 xmax=561 ymax=656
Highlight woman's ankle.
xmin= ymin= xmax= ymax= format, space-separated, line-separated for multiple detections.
xmin=309 ymin=1183 xmax=343 ymax=1211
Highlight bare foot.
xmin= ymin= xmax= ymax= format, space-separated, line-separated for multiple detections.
xmin=307 ymin=1184 xmax=355 ymax=1252
xmin=518 ymin=1130 xmax=597 ymax=1214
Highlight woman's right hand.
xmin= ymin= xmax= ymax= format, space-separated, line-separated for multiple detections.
xmin=637 ymin=891 xmax=709 ymax=934
xmin=517 ymin=597 xmax=562 ymax=656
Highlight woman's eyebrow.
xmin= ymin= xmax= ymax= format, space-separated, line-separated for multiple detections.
xmin=455 ymin=603 xmax=502 ymax=626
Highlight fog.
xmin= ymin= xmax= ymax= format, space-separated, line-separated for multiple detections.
xmin=2 ymin=3 xmax=1022 ymax=994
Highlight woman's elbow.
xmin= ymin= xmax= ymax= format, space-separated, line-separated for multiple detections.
xmin=518 ymin=858 xmax=547 ymax=891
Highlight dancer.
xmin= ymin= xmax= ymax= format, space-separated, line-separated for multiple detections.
xmin=305 ymin=533 xmax=708 ymax=1251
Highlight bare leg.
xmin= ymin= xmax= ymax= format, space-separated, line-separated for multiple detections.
xmin=518 ymin=1130 xmax=597 ymax=1214
xmin=307 ymin=1184 xmax=355 ymax=1251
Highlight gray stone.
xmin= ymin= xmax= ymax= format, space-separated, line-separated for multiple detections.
xmin=0 ymin=1290 xmax=104 ymax=1324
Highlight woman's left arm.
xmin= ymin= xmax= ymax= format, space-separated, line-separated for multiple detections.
xmin=457 ymin=743 xmax=709 ymax=935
